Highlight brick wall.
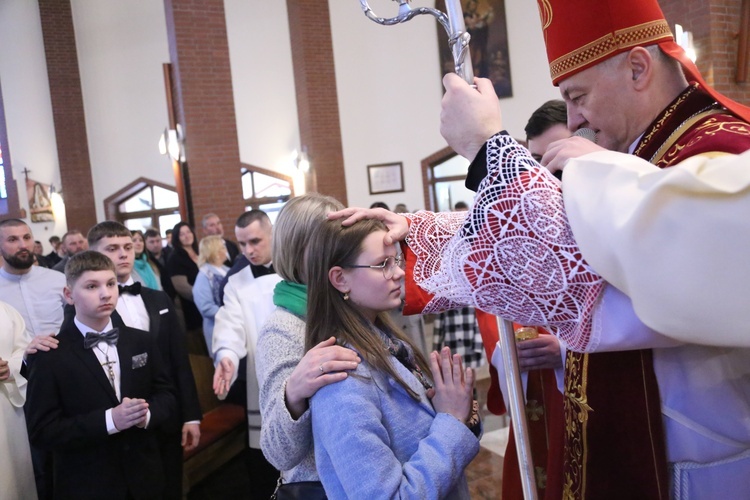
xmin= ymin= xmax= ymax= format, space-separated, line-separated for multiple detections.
xmin=163 ymin=0 xmax=245 ymax=237
xmin=660 ymin=0 xmax=750 ymax=104
xmin=38 ymin=0 xmax=97 ymax=233
xmin=286 ymin=0 xmax=347 ymax=205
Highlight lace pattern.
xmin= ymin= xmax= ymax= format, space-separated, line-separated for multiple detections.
xmin=405 ymin=134 xmax=604 ymax=352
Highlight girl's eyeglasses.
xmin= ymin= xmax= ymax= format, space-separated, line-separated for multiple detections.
xmin=344 ymin=255 xmax=405 ymax=279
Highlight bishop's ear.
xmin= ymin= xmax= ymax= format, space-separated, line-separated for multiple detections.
xmin=627 ymin=46 xmax=653 ymax=89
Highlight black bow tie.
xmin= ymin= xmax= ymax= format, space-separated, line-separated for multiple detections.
xmin=83 ymin=328 xmax=120 ymax=349
xmin=118 ymin=282 xmax=142 ymax=295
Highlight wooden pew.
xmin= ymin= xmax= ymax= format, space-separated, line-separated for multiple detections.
xmin=182 ymin=354 xmax=247 ymax=494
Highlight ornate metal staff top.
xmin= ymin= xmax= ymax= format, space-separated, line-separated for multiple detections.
xmin=359 ymin=0 xmax=474 ymax=84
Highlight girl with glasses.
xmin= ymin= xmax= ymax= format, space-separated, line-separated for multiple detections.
xmin=305 ymin=218 xmax=480 ymax=499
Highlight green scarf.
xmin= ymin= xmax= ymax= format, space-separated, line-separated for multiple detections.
xmin=273 ymin=280 xmax=307 ymax=317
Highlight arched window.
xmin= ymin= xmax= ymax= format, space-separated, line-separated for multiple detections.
xmin=420 ymin=147 xmax=476 ymax=212
xmin=103 ymin=177 xmax=181 ymax=236
xmin=241 ymin=164 xmax=293 ymax=223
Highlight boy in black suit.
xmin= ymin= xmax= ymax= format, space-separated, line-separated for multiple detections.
xmin=88 ymin=221 xmax=202 ymax=499
xmin=25 ymin=251 xmax=178 ymax=499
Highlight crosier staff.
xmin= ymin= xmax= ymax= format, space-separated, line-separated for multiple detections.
xmin=359 ymin=1 xmax=538 ymax=498
xmin=360 ymin=0 xmax=473 ymax=84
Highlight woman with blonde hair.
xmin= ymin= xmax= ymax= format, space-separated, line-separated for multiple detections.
xmin=193 ymin=235 xmax=229 ymax=350
xmin=255 ymin=193 xmax=361 ymax=497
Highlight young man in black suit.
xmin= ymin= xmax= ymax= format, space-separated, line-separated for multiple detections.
xmin=88 ymin=221 xmax=202 ymax=499
xmin=25 ymin=251 xmax=178 ymax=499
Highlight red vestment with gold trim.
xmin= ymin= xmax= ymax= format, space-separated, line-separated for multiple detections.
xmin=400 ymin=82 xmax=750 ymax=499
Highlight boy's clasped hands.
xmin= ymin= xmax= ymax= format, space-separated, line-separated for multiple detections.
xmin=112 ymin=397 xmax=149 ymax=430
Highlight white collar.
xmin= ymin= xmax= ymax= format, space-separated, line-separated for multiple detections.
xmin=74 ymin=317 xmax=114 ymax=336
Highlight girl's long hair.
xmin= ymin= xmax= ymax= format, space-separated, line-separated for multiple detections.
xmin=305 ymin=218 xmax=431 ymax=400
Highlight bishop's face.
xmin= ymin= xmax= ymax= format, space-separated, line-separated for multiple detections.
xmin=559 ymin=57 xmax=640 ymax=153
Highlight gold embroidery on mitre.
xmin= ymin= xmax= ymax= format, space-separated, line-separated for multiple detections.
xmin=549 ymin=20 xmax=672 ymax=82
xmin=563 ymin=351 xmax=592 ymax=499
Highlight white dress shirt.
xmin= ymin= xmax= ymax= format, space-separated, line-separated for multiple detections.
xmin=0 ymin=267 xmax=66 ymax=338
xmin=115 ymin=277 xmax=150 ymax=331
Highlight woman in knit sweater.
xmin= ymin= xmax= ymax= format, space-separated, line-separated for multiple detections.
xmin=255 ymin=194 xmax=361 ymax=486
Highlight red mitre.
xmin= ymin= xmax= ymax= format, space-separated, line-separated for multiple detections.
xmin=536 ymin=0 xmax=750 ymax=122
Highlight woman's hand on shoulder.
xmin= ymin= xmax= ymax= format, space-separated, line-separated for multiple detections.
xmin=284 ymin=336 xmax=361 ymax=420
xmin=428 ymin=347 xmax=475 ymax=423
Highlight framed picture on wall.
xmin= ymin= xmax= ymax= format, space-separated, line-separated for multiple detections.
xmin=367 ymin=162 xmax=404 ymax=195
xmin=436 ymin=0 xmax=513 ymax=97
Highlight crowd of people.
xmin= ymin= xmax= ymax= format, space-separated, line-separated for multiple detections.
xmin=2 ymin=0 xmax=749 ymax=498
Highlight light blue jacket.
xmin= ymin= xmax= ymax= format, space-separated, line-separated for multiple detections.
xmin=311 ymin=351 xmax=479 ymax=499
xmin=193 ymin=264 xmax=227 ymax=349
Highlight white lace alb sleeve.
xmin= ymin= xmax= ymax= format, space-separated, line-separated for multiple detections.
xmin=405 ymin=133 xmax=604 ymax=352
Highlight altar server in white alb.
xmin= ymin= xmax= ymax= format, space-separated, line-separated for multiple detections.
xmin=0 ymin=301 xmax=37 ymax=499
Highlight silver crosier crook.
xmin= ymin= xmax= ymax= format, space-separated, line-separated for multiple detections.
xmin=359 ymin=0 xmax=474 ymax=84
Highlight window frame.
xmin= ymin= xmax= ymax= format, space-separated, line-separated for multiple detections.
xmin=240 ymin=163 xmax=294 ymax=210
xmin=103 ymin=177 xmax=180 ymax=233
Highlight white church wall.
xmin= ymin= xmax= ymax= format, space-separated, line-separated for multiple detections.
xmin=225 ymin=0 xmax=302 ymax=193
xmin=0 ymin=0 xmax=66 ymax=251
xmin=70 ymin=0 xmax=173 ymax=223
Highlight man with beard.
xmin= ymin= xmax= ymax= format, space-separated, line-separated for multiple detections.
xmin=0 ymin=219 xmax=65 ymax=345
xmin=0 ymin=218 xmax=66 ymax=499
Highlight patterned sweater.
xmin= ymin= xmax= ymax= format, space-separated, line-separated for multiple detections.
xmin=256 ymin=308 xmax=318 ymax=482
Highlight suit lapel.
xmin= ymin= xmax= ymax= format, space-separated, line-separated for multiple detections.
xmin=140 ymin=289 xmax=161 ymax=334
xmin=65 ymin=326 xmax=119 ymax=405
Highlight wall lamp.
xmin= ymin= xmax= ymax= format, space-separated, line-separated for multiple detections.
xmin=291 ymin=148 xmax=310 ymax=173
xmin=158 ymin=124 xmax=185 ymax=162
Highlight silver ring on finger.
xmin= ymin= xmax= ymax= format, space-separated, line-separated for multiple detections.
xmin=319 ymin=364 xmax=325 ymax=374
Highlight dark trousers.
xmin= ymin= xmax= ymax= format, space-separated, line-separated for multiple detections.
xmin=31 ymin=445 xmax=53 ymax=500
xmin=158 ymin=430 xmax=184 ymax=499
xmin=245 ymin=447 xmax=279 ymax=500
